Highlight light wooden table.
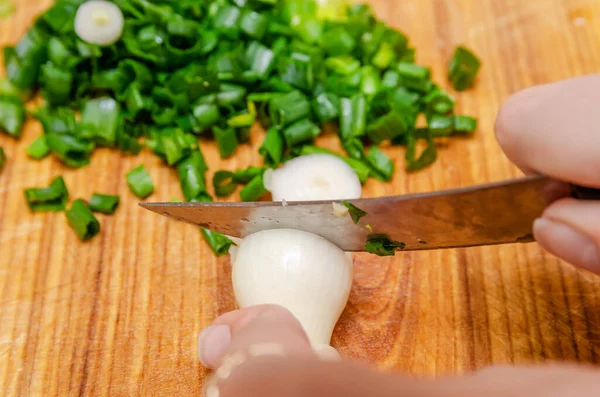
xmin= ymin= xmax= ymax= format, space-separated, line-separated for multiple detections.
xmin=1 ymin=0 xmax=599 ymax=395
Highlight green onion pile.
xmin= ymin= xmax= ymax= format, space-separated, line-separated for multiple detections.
xmin=0 ymin=0 xmax=480 ymax=251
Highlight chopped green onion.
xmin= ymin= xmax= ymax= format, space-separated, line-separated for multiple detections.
xmin=26 ymin=135 xmax=50 ymax=160
xmin=397 ymin=63 xmax=432 ymax=93
xmin=233 ymin=166 xmax=264 ymax=183
xmin=366 ymin=147 xmax=394 ymax=182
xmin=213 ymin=126 xmax=239 ymax=158
xmin=454 ymin=115 xmax=478 ymax=133
xmin=365 ymin=234 xmax=406 ymax=256
xmin=406 ymin=129 xmax=437 ymax=172
xmin=268 ymin=90 xmax=311 ymax=128
xmin=428 ymin=114 xmax=454 ymax=137
xmin=79 ymin=97 xmax=121 ymax=146
xmin=423 ymin=87 xmax=455 ymax=114
xmin=178 ymin=150 xmax=209 ymax=202
xmin=213 ymin=170 xmax=237 ymax=197
xmin=240 ymin=10 xmax=268 ymax=39
xmin=40 ymin=64 xmax=73 ymax=106
xmin=24 ymin=176 xmax=69 ymax=212
xmin=66 ymin=199 xmax=100 ymax=241
xmin=360 ymin=66 xmax=381 ymax=98
xmin=126 ymin=165 xmax=154 ymax=199
xmin=278 ymin=53 xmax=316 ymax=91
xmin=342 ymin=201 xmax=367 ymax=224
xmin=313 ymin=92 xmax=340 ymax=124
xmin=88 ymin=193 xmax=120 ymax=215
xmin=340 ymin=95 xmax=367 ymax=140
xmin=193 ymin=103 xmax=221 ymax=130
xmin=282 ymin=118 xmax=320 ymax=148
xmin=147 ymin=128 xmax=199 ymax=166
xmin=46 ymin=134 xmax=95 ymax=168
xmin=201 ymin=229 xmax=235 ymax=256
xmin=259 ymin=127 xmax=284 ymax=167
xmin=322 ymin=26 xmax=356 ymax=56
xmin=239 ymin=173 xmax=268 ymax=202
xmin=245 ymin=41 xmax=275 ymax=79
xmin=0 ymin=95 xmax=25 ymax=138
xmin=34 ymin=106 xmax=77 ymax=135
xmin=448 ymin=46 xmax=481 ymax=91
xmin=326 ymin=56 xmax=361 ymax=75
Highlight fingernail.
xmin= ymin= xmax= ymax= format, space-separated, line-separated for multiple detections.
xmin=534 ymin=218 xmax=600 ymax=272
xmin=198 ymin=325 xmax=232 ymax=368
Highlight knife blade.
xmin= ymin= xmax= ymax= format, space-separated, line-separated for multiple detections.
xmin=139 ymin=176 xmax=581 ymax=252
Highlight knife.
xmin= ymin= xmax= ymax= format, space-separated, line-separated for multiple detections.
xmin=139 ymin=176 xmax=599 ymax=252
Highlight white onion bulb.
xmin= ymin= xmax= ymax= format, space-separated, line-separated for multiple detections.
xmin=263 ymin=154 xmax=362 ymax=202
xmin=75 ymin=1 xmax=124 ymax=46
xmin=231 ymin=229 xmax=353 ymax=350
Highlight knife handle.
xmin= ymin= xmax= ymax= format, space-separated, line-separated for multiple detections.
xmin=572 ymin=185 xmax=600 ymax=200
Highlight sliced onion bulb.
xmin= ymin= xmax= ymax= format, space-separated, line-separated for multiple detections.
xmin=231 ymin=229 xmax=353 ymax=347
xmin=75 ymin=1 xmax=124 ymax=46
xmin=264 ymin=154 xmax=362 ymax=202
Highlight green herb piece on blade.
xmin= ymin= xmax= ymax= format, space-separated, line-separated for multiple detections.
xmin=66 ymin=199 xmax=100 ymax=241
xmin=201 ymin=229 xmax=235 ymax=257
xmin=0 ymin=147 xmax=6 ymax=171
xmin=26 ymin=135 xmax=50 ymax=160
xmin=342 ymin=201 xmax=367 ymax=224
xmin=365 ymin=234 xmax=406 ymax=256
xmin=448 ymin=46 xmax=481 ymax=91
xmin=0 ymin=95 xmax=25 ymax=138
xmin=126 ymin=165 xmax=154 ymax=199
xmin=24 ymin=176 xmax=69 ymax=212
xmin=89 ymin=193 xmax=120 ymax=215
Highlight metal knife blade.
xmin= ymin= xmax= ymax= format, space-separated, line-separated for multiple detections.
xmin=139 ymin=176 xmax=574 ymax=252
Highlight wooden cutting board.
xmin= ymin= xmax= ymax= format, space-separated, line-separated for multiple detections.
xmin=1 ymin=0 xmax=599 ymax=395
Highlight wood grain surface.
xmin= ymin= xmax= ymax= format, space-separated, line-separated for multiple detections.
xmin=1 ymin=0 xmax=600 ymax=395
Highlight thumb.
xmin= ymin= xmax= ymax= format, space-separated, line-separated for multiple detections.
xmin=197 ymin=305 xmax=314 ymax=370
xmin=534 ymin=198 xmax=600 ymax=274
xmin=198 ymin=305 xmax=442 ymax=397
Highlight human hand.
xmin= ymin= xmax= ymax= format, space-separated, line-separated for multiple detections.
xmin=198 ymin=305 xmax=600 ymax=397
xmin=496 ymin=75 xmax=600 ymax=274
